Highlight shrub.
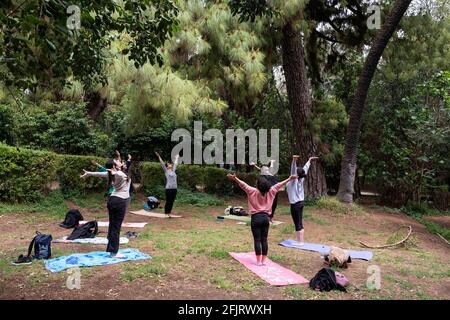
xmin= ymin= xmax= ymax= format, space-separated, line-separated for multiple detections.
xmin=315 ymin=196 xmax=363 ymax=215
xmin=0 ymin=144 xmax=105 ymax=202
xmin=0 ymin=143 xmax=267 ymax=203
xmin=0 ymin=144 xmax=58 ymax=202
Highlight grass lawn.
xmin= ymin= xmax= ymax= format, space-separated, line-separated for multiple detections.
xmin=0 ymin=192 xmax=449 ymax=300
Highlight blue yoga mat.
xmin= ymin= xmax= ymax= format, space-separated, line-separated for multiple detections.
xmin=279 ymin=239 xmax=373 ymax=261
xmin=45 ymin=248 xmax=151 ymax=272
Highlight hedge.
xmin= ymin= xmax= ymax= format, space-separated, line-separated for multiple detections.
xmin=0 ymin=144 xmax=275 ymax=203
xmin=0 ymin=144 xmax=106 ymax=202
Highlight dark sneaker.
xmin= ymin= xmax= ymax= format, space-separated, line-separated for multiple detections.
xmin=12 ymin=255 xmax=32 ymax=265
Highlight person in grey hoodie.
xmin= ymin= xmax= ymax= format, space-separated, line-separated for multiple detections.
xmin=155 ymin=152 xmax=180 ymax=217
xmin=286 ymin=155 xmax=319 ymax=245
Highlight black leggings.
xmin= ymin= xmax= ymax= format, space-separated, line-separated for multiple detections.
xmin=290 ymin=201 xmax=304 ymax=231
xmin=251 ymin=212 xmax=270 ymax=256
xmin=165 ymin=189 xmax=177 ymax=214
xmin=106 ymin=196 xmax=128 ymax=254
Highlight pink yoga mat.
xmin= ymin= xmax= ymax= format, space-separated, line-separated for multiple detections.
xmin=229 ymin=252 xmax=309 ymax=286
xmin=79 ymin=221 xmax=147 ymax=228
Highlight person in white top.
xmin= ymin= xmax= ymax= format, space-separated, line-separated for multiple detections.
xmin=286 ymin=155 xmax=319 ymax=245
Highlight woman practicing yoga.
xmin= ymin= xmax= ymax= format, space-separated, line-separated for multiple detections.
xmin=81 ymin=153 xmax=133 ymax=203
xmin=155 ymin=151 xmax=180 ymax=217
xmin=286 ymin=155 xmax=319 ymax=245
xmin=251 ymin=160 xmax=279 ymax=219
xmin=104 ymin=159 xmax=131 ymax=258
xmin=227 ymin=173 xmax=297 ymax=266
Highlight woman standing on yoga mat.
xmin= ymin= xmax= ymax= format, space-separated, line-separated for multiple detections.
xmin=104 ymin=159 xmax=131 ymax=258
xmin=286 ymin=155 xmax=319 ymax=245
xmin=227 ymin=173 xmax=297 ymax=266
xmin=251 ymin=160 xmax=279 ymax=220
xmin=155 ymin=152 xmax=179 ymax=217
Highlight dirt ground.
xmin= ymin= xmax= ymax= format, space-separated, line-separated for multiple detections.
xmin=0 ymin=194 xmax=449 ymax=300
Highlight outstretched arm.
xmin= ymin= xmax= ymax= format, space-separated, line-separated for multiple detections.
xmin=80 ymin=170 xmax=108 ymax=179
xmin=272 ymin=175 xmax=298 ymax=191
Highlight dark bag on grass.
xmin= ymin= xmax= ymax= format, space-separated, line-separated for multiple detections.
xmin=67 ymin=221 xmax=98 ymax=240
xmin=309 ymin=268 xmax=347 ymax=292
xmin=28 ymin=231 xmax=52 ymax=260
xmin=59 ymin=209 xmax=84 ymax=229
xmin=146 ymin=196 xmax=160 ymax=210
xmin=230 ymin=206 xmax=248 ymax=216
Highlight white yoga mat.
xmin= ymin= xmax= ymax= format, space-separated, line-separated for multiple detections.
xmin=54 ymin=236 xmax=129 ymax=244
xmin=218 ymin=215 xmax=284 ymax=226
xmin=79 ymin=221 xmax=148 ymax=228
xmin=130 ymin=210 xmax=182 ymax=218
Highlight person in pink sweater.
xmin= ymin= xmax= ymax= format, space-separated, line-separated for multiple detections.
xmin=227 ymin=173 xmax=297 ymax=266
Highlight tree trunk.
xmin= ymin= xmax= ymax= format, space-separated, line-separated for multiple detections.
xmin=337 ymin=0 xmax=412 ymax=203
xmin=86 ymin=91 xmax=108 ymax=120
xmin=281 ymin=22 xmax=327 ymax=198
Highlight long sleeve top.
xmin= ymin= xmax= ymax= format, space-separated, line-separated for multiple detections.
xmin=159 ymin=157 xmax=178 ymax=189
xmin=110 ymin=170 xmax=130 ymax=199
xmin=286 ymin=159 xmax=311 ymax=204
xmin=236 ymin=179 xmax=284 ymax=214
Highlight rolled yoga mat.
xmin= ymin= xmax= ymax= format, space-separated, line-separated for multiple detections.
xmin=79 ymin=221 xmax=148 ymax=228
xmin=279 ymin=239 xmax=374 ymax=261
xmin=218 ymin=215 xmax=284 ymax=226
xmin=130 ymin=209 xmax=182 ymax=218
xmin=229 ymin=252 xmax=309 ymax=286
xmin=45 ymin=248 xmax=151 ymax=272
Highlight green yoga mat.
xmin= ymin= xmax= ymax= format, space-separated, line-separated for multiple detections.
xmin=218 ymin=215 xmax=284 ymax=226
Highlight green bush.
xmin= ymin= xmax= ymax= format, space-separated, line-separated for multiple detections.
xmin=0 ymin=144 xmax=105 ymax=202
xmin=315 ymin=196 xmax=364 ymax=215
xmin=0 ymin=143 xmax=261 ymax=203
xmin=0 ymin=144 xmax=58 ymax=202
xmin=56 ymin=154 xmax=106 ymax=195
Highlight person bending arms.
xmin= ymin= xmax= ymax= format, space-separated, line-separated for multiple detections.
xmin=227 ymin=173 xmax=297 ymax=266
xmin=251 ymin=160 xmax=279 ymax=220
xmin=286 ymin=155 xmax=319 ymax=245
xmin=155 ymin=152 xmax=179 ymax=217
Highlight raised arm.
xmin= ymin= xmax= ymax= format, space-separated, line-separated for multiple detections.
xmin=268 ymin=159 xmax=276 ymax=175
xmin=91 ymin=160 xmax=103 ymax=169
xmin=303 ymin=156 xmax=319 ymax=175
xmin=155 ymin=152 xmax=167 ymax=173
xmin=125 ymin=154 xmax=132 ymax=174
xmin=290 ymin=155 xmax=299 ymax=175
xmin=250 ymin=162 xmax=261 ymax=171
xmin=173 ymin=154 xmax=180 ymax=172
xmin=227 ymin=173 xmax=252 ymax=193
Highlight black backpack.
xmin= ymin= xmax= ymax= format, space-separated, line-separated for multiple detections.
xmin=67 ymin=221 xmax=98 ymax=240
xmin=309 ymin=268 xmax=347 ymax=292
xmin=59 ymin=209 xmax=84 ymax=229
xmin=28 ymin=232 xmax=52 ymax=260
xmin=146 ymin=196 xmax=160 ymax=210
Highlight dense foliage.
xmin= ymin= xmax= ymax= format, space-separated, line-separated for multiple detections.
xmin=0 ymin=0 xmax=449 ymax=209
